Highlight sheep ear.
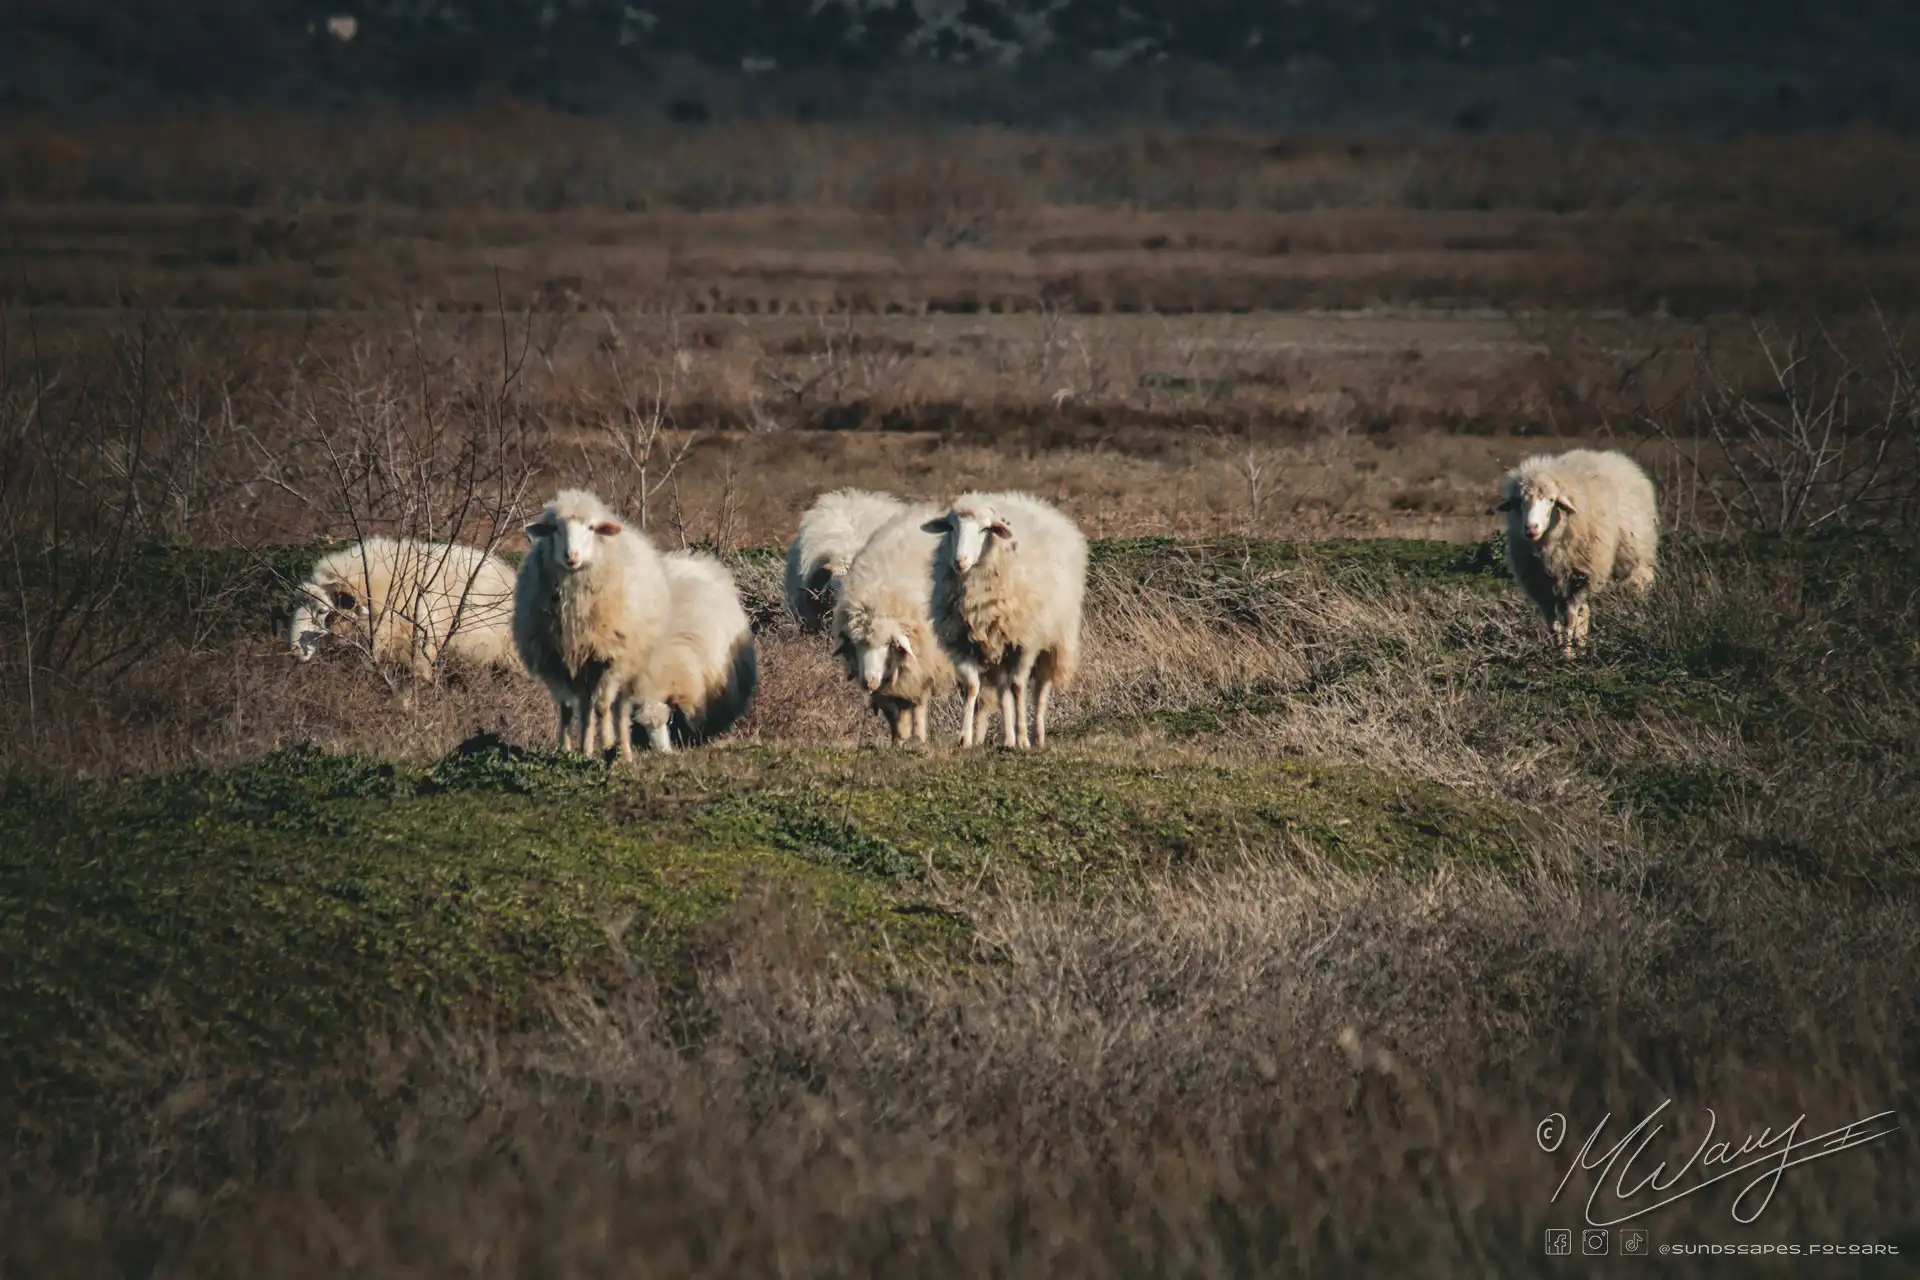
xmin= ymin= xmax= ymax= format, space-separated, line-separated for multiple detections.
xmin=592 ymin=520 xmax=623 ymax=537
xmin=1494 ymin=496 xmax=1518 ymax=513
xmin=892 ymin=632 xmax=913 ymax=658
xmin=1553 ymin=496 xmax=1577 ymax=516
xmin=920 ymin=517 xmax=953 ymax=535
xmin=525 ymin=519 xmax=555 ymax=539
xmin=987 ymin=521 xmax=1013 ymax=540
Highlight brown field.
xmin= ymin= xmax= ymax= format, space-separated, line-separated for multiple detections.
xmin=7 ymin=115 xmax=1920 ymax=316
xmin=3 ymin=115 xmax=1918 ymax=1276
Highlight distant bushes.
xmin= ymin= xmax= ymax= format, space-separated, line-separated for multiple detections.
xmin=8 ymin=112 xmax=1920 ymax=233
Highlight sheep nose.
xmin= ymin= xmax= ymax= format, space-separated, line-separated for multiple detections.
xmin=565 ymin=553 xmax=581 ymax=567
xmin=864 ymin=675 xmax=882 ymax=691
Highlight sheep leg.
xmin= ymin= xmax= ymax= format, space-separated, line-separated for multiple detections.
xmin=578 ymin=681 xmax=605 ymax=754
xmin=555 ymin=697 xmax=574 ymax=753
xmin=613 ymin=693 xmax=636 ymax=762
xmin=1549 ymin=598 xmax=1575 ymax=658
xmin=912 ymin=701 xmax=928 ymax=744
xmin=1012 ymin=652 xmax=1040 ymax=749
xmin=1034 ymin=680 xmax=1052 ymax=749
xmin=959 ymin=672 xmax=980 ymax=747
xmin=590 ymin=684 xmax=622 ymax=758
xmin=1569 ymin=592 xmax=1593 ymax=653
xmin=573 ymin=693 xmax=595 ymax=754
xmin=998 ymin=678 xmax=1019 ymax=749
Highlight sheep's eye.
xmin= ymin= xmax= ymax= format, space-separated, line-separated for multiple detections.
xmin=528 ymin=521 xmax=557 ymax=539
xmin=331 ymin=590 xmax=357 ymax=611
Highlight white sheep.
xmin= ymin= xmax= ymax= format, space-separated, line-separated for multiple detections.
xmin=1496 ymin=448 xmax=1659 ymax=657
xmin=288 ymin=535 xmax=518 ymax=677
xmin=623 ymin=549 xmax=760 ymax=752
xmin=923 ymin=491 xmax=1089 ymax=750
xmin=784 ymin=488 xmax=908 ymax=633
xmin=513 ymin=489 xmax=672 ymax=758
xmin=831 ymin=504 xmax=957 ymax=745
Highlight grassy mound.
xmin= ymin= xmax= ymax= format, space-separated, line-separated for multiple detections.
xmin=0 ymin=735 xmax=1532 ymax=1084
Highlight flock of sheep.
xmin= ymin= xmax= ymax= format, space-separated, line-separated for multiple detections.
xmin=287 ymin=446 xmax=1660 ymax=753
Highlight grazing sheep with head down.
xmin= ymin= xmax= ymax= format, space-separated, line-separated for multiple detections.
xmin=513 ymin=489 xmax=672 ymax=758
xmin=831 ymin=504 xmax=956 ymax=745
xmin=1496 ymin=448 xmax=1659 ymax=657
xmin=288 ymin=535 xmax=518 ymax=677
xmin=784 ymin=488 xmax=908 ymax=633
xmin=923 ymin=490 xmax=1088 ymax=749
xmin=621 ymin=549 xmax=759 ymax=752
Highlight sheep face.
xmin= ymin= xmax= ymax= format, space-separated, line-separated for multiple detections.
xmin=1498 ymin=478 xmax=1575 ymax=544
xmin=528 ymin=510 xmax=623 ymax=572
xmin=289 ymin=585 xmax=365 ymax=660
xmin=835 ymin=626 xmax=913 ymax=693
xmin=924 ymin=506 xmax=1013 ymax=574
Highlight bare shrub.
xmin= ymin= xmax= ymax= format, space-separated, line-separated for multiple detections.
xmin=0 ymin=310 xmax=258 ymax=742
xmin=1650 ymin=317 xmax=1920 ymax=535
xmin=585 ymin=311 xmax=703 ymax=533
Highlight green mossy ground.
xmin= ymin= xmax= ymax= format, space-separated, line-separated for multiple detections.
xmin=0 ymin=737 xmax=1532 ymax=1080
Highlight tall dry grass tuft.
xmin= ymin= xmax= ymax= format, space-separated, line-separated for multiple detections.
xmin=5 ymin=849 xmax=1914 ymax=1276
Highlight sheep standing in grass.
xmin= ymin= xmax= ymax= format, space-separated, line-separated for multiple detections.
xmin=513 ymin=489 xmax=671 ymax=758
xmin=784 ymin=489 xmax=908 ymax=633
xmin=622 ymin=549 xmax=759 ymax=752
xmin=924 ymin=491 xmax=1088 ymax=749
xmin=288 ymin=535 xmax=518 ymax=677
xmin=1496 ymin=448 xmax=1659 ymax=657
xmin=831 ymin=505 xmax=956 ymax=745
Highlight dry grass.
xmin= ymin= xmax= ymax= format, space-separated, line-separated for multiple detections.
xmin=6 ymin=850 xmax=1916 ymax=1277
xmin=2 ymin=243 xmax=1918 ymax=1271
xmin=0 ymin=303 xmax=1786 ymax=551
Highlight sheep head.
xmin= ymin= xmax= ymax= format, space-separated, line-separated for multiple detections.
xmin=1496 ymin=476 xmax=1575 ymax=543
xmin=835 ymin=613 xmax=914 ymax=693
xmin=527 ymin=489 xmax=626 ymax=573
xmin=923 ymin=501 xmax=1013 ymax=574
xmin=289 ymin=583 xmax=368 ymax=660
